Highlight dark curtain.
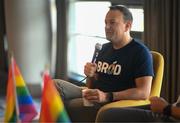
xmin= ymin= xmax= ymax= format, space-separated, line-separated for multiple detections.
xmin=144 ymin=0 xmax=180 ymax=103
xmin=55 ymin=0 xmax=68 ymax=80
xmin=0 ymin=0 xmax=8 ymax=96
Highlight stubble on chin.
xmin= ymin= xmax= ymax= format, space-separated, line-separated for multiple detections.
xmin=106 ymin=34 xmax=113 ymax=42
xmin=106 ymin=35 xmax=115 ymax=43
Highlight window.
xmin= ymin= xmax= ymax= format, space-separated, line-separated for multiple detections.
xmin=68 ymin=1 xmax=111 ymax=80
xmin=129 ymin=8 xmax=144 ymax=32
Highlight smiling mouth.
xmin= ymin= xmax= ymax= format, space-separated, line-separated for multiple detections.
xmin=106 ymin=32 xmax=113 ymax=36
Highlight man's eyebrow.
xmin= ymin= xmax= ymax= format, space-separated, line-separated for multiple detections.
xmin=105 ymin=18 xmax=117 ymax=21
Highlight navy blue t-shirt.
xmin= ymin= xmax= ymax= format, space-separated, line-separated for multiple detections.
xmin=93 ymin=39 xmax=154 ymax=92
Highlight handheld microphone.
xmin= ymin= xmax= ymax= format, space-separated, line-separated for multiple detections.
xmin=91 ymin=43 xmax=102 ymax=63
xmin=79 ymin=43 xmax=102 ymax=83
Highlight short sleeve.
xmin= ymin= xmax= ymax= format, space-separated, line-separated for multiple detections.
xmin=133 ymin=48 xmax=154 ymax=78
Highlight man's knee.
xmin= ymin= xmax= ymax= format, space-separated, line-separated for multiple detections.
xmin=53 ymin=79 xmax=66 ymax=99
xmin=53 ymin=79 xmax=82 ymax=100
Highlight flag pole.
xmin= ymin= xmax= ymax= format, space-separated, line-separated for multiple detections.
xmin=10 ymin=54 xmax=21 ymax=123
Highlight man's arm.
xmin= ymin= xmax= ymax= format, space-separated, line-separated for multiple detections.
xmin=84 ymin=76 xmax=152 ymax=103
xmin=150 ymin=96 xmax=180 ymax=119
xmin=84 ymin=62 xmax=152 ymax=102
xmin=84 ymin=62 xmax=97 ymax=88
xmin=86 ymin=77 xmax=95 ymax=88
xmin=171 ymin=106 xmax=180 ymax=119
xmin=113 ymin=76 xmax=152 ymax=100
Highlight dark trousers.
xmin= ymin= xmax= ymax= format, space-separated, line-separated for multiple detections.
xmin=65 ymin=98 xmax=104 ymax=122
xmin=96 ymin=107 xmax=179 ymax=122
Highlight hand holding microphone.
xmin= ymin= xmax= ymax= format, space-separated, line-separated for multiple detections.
xmin=84 ymin=62 xmax=97 ymax=77
xmin=84 ymin=43 xmax=102 ymax=77
xmin=79 ymin=43 xmax=102 ymax=82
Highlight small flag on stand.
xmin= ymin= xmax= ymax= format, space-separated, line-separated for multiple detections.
xmin=39 ymin=69 xmax=71 ymax=122
xmin=4 ymin=57 xmax=38 ymax=123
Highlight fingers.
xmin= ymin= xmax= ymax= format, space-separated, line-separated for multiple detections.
xmin=82 ymin=89 xmax=100 ymax=102
xmin=86 ymin=96 xmax=98 ymax=101
xmin=83 ymin=89 xmax=98 ymax=97
xmin=149 ymin=96 xmax=168 ymax=113
xmin=149 ymin=96 xmax=166 ymax=103
xmin=149 ymin=96 xmax=159 ymax=101
xmin=84 ymin=62 xmax=97 ymax=77
xmin=82 ymin=89 xmax=108 ymax=103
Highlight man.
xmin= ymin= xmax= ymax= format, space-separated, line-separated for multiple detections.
xmin=96 ymin=96 xmax=180 ymax=122
xmin=54 ymin=5 xmax=154 ymax=122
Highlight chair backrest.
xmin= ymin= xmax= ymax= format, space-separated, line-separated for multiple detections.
xmin=150 ymin=51 xmax=164 ymax=97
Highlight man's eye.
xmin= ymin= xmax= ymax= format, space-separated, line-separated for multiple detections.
xmin=110 ymin=22 xmax=115 ymax=25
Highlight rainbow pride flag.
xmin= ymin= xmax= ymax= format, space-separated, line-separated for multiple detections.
xmin=4 ymin=57 xmax=38 ymax=123
xmin=39 ymin=70 xmax=71 ymax=122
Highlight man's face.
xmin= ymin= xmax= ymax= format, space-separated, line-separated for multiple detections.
xmin=105 ymin=10 xmax=129 ymax=43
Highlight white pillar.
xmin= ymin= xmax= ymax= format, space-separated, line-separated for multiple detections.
xmin=5 ymin=0 xmax=51 ymax=85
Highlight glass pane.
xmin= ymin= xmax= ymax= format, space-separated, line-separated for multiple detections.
xmin=74 ymin=2 xmax=111 ymax=36
xmin=68 ymin=2 xmax=111 ymax=76
xmin=129 ymin=8 xmax=144 ymax=32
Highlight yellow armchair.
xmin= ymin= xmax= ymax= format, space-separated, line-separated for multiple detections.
xmin=96 ymin=51 xmax=164 ymax=119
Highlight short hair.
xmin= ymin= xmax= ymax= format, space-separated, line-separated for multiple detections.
xmin=109 ymin=5 xmax=133 ymax=22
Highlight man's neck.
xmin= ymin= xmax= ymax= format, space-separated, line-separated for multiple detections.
xmin=113 ymin=35 xmax=132 ymax=49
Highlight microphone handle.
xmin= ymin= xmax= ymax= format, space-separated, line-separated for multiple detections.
xmin=91 ymin=52 xmax=98 ymax=63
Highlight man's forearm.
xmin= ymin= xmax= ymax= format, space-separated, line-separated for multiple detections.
xmin=86 ymin=77 xmax=94 ymax=88
xmin=113 ymin=88 xmax=150 ymax=101
xmin=86 ymin=73 xmax=98 ymax=88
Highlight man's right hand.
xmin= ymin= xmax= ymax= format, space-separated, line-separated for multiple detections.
xmin=84 ymin=62 xmax=97 ymax=77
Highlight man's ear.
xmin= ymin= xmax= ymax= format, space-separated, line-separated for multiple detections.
xmin=125 ymin=21 xmax=132 ymax=32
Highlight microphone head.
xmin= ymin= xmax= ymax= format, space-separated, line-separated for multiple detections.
xmin=95 ymin=43 xmax=102 ymax=51
xmin=91 ymin=43 xmax=102 ymax=63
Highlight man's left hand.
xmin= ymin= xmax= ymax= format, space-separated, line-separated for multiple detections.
xmin=83 ymin=89 xmax=109 ymax=103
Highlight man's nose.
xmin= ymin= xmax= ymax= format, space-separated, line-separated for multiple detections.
xmin=105 ymin=24 xmax=110 ymax=29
